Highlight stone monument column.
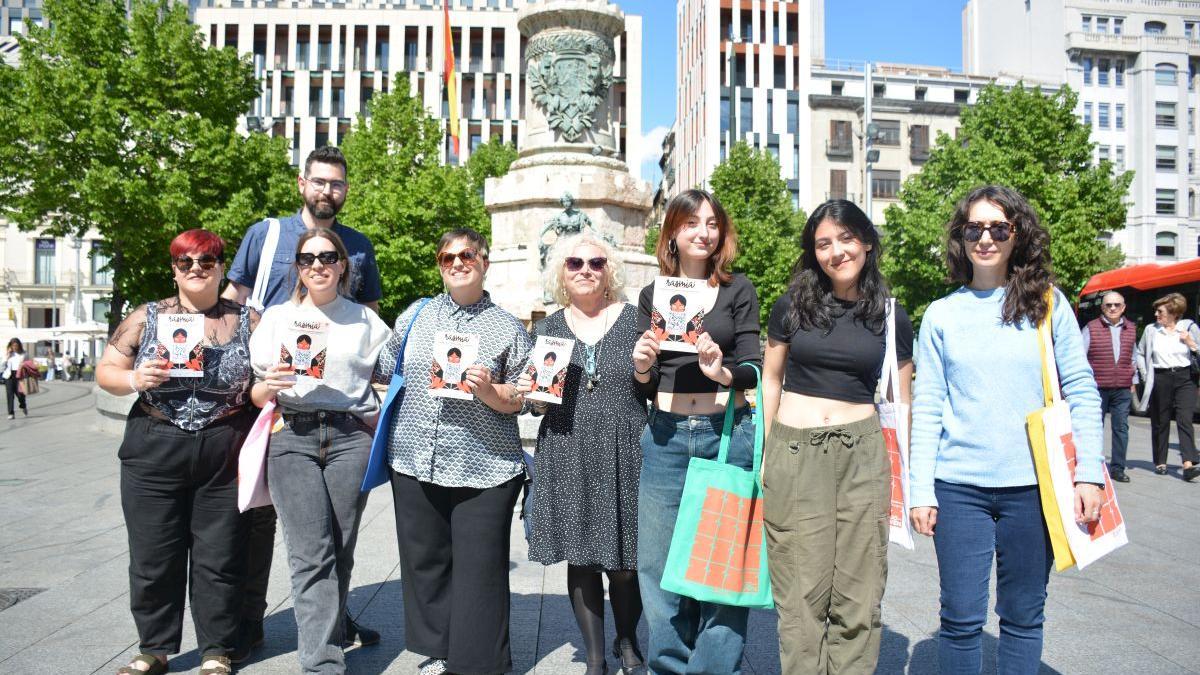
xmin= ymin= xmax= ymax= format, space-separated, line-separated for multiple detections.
xmin=484 ymin=0 xmax=656 ymax=323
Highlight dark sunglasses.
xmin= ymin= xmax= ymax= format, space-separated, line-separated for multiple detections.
xmin=962 ymin=221 xmax=1017 ymax=243
xmin=565 ymin=256 xmax=607 ymax=272
xmin=296 ymin=251 xmax=342 ymax=267
xmin=437 ymin=248 xmax=485 ymax=269
xmin=1102 ymin=302 xmax=1125 ymax=309
xmin=173 ymin=255 xmax=222 ymax=272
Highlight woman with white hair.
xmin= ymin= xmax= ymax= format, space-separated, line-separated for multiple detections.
xmin=519 ymin=233 xmax=652 ymax=675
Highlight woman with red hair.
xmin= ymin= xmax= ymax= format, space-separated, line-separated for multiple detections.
xmin=97 ymin=228 xmax=259 ymax=675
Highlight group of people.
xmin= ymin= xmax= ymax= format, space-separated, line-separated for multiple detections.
xmin=1081 ymin=289 xmax=1200 ymax=484
xmin=101 ymin=145 xmax=1112 ymax=675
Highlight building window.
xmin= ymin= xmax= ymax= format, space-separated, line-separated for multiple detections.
xmin=720 ymin=96 xmax=730 ymax=132
xmin=92 ymin=299 xmax=110 ymax=325
xmin=1157 ymin=145 xmax=1177 ymax=171
xmin=1098 ymin=58 xmax=1110 ymax=85
xmin=1116 ymin=104 xmax=1124 ymax=129
xmin=1146 ymin=21 xmax=1167 ymax=35
xmin=1156 ymin=231 xmax=1177 ymax=258
xmin=1114 ymin=18 xmax=1124 ymax=34
xmin=875 ymin=119 xmax=901 ymax=146
xmin=1098 ymin=145 xmax=1110 ymax=164
xmin=831 ymin=81 xmax=844 ymax=96
xmin=871 ymin=169 xmax=901 ymax=199
xmin=827 ymin=119 xmax=853 ymax=158
xmin=1157 ymin=189 xmax=1177 ymax=215
xmin=1097 ymin=17 xmax=1109 ymax=33
xmin=34 ymin=239 xmax=55 ymax=285
xmin=829 ymin=169 xmax=847 ymax=200
xmin=1156 ymin=63 xmax=1177 ymax=85
xmin=910 ymin=124 xmax=930 ymax=161
xmin=1115 ymin=59 xmax=1125 ymax=86
xmin=90 ymin=241 xmax=112 ymax=285
xmin=1082 ymin=56 xmax=1092 ymax=85
xmin=1156 ymin=101 xmax=1176 ymax=128
xmin=786 ymin=101 xmax=798 ymax=135
xmin=1115 ymin=145 xmax=1125 ymax=172
xmin=1098 ymin=103 xmax=1110 ymax=128
xmin=1188 ymin=22 xmax=1198 ymax=40
xmin=954 ymin=89 xmax=969 ymax=103
xmin=738 ymin=98 xmax=751 ymax=137
xmin=1083 ymin=102 xmax=1093 ymax=126
xmin=1082 ymin=15 xmax=1092 ymax=32
xmin=8 ymin=16 xmax=23 ymax=34
xmin=1192 ymin=107 xmax=1196 ymax=131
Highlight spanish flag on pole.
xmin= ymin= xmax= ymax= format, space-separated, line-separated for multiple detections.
xmin=443 ymin=3 xmax=460 ymax=157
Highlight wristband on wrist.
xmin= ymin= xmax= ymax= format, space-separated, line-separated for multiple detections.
xmin=128 ymin=370 xmax=140 ymax=394
xmin=634 ymin=365 xmax=652 ymax=375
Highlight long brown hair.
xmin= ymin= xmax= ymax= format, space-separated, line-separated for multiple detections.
xmin=946 ymin=185 xmax=1054 ymax=326
xmin=655 ymin=189 xmax=736 ymax=286
xmin=290 ymin=228 xmax=352 ymax=302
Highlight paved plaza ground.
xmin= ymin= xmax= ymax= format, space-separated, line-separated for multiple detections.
xmin=1 ymin=381 xmax=1199 ymax=673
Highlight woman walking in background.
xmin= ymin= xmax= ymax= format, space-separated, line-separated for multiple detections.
xmin=521 ymin=233 xmax=649 ymax=675
xmin=909 ymin=185 xmax=1104 ymax=673
xmin=4 ymin=338 xmax=29 ymax=419
xmin=1135 ymin=292 xmax=1200 ymax=481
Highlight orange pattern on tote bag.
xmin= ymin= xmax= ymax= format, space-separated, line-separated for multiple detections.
xmin=684 ymin=488 xmax=765 ymax=593
xmin=1059 ymin=432 xmax=1126 ymax=541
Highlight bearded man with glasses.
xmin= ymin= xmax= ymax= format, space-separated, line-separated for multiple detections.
xmin=222 ymin=145 xmax=384 ymax=662
xmin=1081 ymin=291 xmax=1138 ymax=482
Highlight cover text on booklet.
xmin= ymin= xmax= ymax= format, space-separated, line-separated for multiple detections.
xmin=650 ymin=276 xmax=718 ymax=354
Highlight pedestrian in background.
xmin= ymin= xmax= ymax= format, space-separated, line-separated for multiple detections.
xmin=1134 ymin=292 xmax=1200 ymax=481
xmin=909 ymin=185 xmax=1104 ymax=673
xmin=521 ymin=233 xmax=649 ymax=675
xmin=4 ymin=338 xmax=29 ymax=419
xmin=1081 ymin=291 xmax=1137 ymax=483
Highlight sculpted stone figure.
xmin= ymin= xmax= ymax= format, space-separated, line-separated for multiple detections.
xmin=539 ymin=192 xmax=597 ymax=269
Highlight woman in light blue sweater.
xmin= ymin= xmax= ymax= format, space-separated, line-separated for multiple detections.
xmin=909 ymin=185 xmax=1105 ymax=674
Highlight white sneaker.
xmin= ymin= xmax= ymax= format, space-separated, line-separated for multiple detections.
xmin=417 ymin=657 xmax=447 ymax=675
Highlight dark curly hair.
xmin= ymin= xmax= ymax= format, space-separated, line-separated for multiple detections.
xmin=946 ymin=185 xmax=1054 ymax=326
xmin=784 ymin=199 xmax=889 ymax=334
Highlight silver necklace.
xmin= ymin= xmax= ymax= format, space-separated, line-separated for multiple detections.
xmin=567 ymin=304 xmax=614 ymax=391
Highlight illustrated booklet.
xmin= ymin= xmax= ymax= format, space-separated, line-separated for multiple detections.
xmin=430 ymin=331 xmax=479 ymax=400
xmin=157 ymin=313 xmax=204 ymax=377
xmin=524 ymin=335 xmax=575 ymax=404
xmin=650 ymin=276 xmax=718 ymax=353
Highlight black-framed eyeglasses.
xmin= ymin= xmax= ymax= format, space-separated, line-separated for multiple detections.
xmin=962 ymin=220 xmax=1017 ymax=243
xmin=565 ymin=256 xmax=607 ymax=272
xmin=173 ymin=255 xmax=222 ymax=272
xmin=296 ymin=251 xmax=342 ymax=267
xmin=305 ymin=177 xmax=347 ymax=193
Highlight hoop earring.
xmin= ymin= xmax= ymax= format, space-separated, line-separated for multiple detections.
xmin=604 ymin=287 xmax=611 ymax=300
xmin=668 ymin=239 xmax=678 ymax=256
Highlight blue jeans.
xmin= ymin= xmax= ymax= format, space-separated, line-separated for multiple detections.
xmin=933 ymin=480 xmax=1052 ymax=675
xmin=637 ymin=406 xmax=754 ymax=675
xmin=1099 ymin=387 xmax=1131 ymax=472
xmin=268 ymin=411 xmax=372 ymax=674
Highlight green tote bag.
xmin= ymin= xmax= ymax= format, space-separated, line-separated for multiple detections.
xmin=659 ymin=364 xmax=773 ymax=609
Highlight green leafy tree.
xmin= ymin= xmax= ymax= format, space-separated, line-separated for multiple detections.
xmin=709 ymin=142 xmax=805 ymax=324
xmin=339 ymin=83 xmax=498 ymax=323
xmin=881 ymin=83 xmax=1133 ymax=324
xmin=465 ymin=138 xmax=518 ymax=195
xmin=0 ymin=0 xmax=298 ymax=331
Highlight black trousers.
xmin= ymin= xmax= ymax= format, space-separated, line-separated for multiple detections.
xmin=5 ymin=376 xmax=26 ymax=415
xmin=119 ymin=408 xmax=253 ymax=656
xmin=391 ymin=471 xmax=522 ymax=675
xmin=1150 ymin=367 xmax=1200 ymax=466
xmin=240 ymin=504 xmax=276 ymax=623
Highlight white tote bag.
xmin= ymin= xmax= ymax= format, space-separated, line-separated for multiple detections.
xmin=877 ymin=298 xmax=914 ymax=550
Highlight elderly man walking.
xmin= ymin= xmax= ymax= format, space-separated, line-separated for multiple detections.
xmin=1081 ymin=291 xmax=1137 ymax=482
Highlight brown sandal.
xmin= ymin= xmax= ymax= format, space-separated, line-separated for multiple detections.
xmin=116 ymin=654 xmax=168 ymax=675
xmin=198 ymin=654 xmax=232 ymax=675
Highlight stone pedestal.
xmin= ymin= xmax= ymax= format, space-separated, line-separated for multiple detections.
xmin=484 ymin=0 xmax=655 ymax=323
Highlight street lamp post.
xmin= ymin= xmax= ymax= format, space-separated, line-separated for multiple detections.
xmin=70 ymin=235 xmax=84 ymax=324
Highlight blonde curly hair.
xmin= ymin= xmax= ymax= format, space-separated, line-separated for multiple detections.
xmin=543 ymin=232 xmax=627 ymax=308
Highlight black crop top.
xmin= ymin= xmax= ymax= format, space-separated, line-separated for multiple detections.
xmin=637 ymin=274 xmax=762 ymax=394
xmin=767 ymin=295 xmax=913 ymax=404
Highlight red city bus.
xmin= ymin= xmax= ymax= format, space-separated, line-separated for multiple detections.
xmin=1078 ymin=258 xmax=1200 ymax=416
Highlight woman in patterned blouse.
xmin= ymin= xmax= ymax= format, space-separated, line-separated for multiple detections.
xmin=373 ymin=227 xmax=532 ymax=675
xmin=97 ymin=229 xmax=258 ymax=675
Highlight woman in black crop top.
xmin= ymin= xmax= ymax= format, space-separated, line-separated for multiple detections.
xmin=632 ymin=189 xmax=761 ymax=674
xmin=761 ymin=200 xmax=913 ymax=674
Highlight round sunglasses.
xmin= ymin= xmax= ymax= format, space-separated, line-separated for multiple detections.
xmin=962 ymin=221 xmax=1016 ymax=243
xmin=437 ymin=248 xmax=486 ymax=269
xmin=173 ymin=255 xmax=223 ymax=272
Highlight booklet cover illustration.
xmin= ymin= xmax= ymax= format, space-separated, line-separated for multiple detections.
xmin=280 ymin=319 xmax=329 ymax=381
xmin=524 ymin=335 xmax=575 ymax=404
xmin=157 ymin=313 xmax=204 ymax=377
xmin=650 ymin=276 xmax=717 ymax=353
xmin=430 ymin=331 xmax=479 ymax=400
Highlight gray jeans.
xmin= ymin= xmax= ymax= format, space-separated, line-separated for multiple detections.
xmin=268 ymin=411 xmax=372 ymax=674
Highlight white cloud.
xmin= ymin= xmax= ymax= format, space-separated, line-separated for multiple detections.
xmin=635 ymin=124 xmax=671 ymax=183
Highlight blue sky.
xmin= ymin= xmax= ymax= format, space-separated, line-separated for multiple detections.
xmin=623 ymin=0 xmax=965 ymax=182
